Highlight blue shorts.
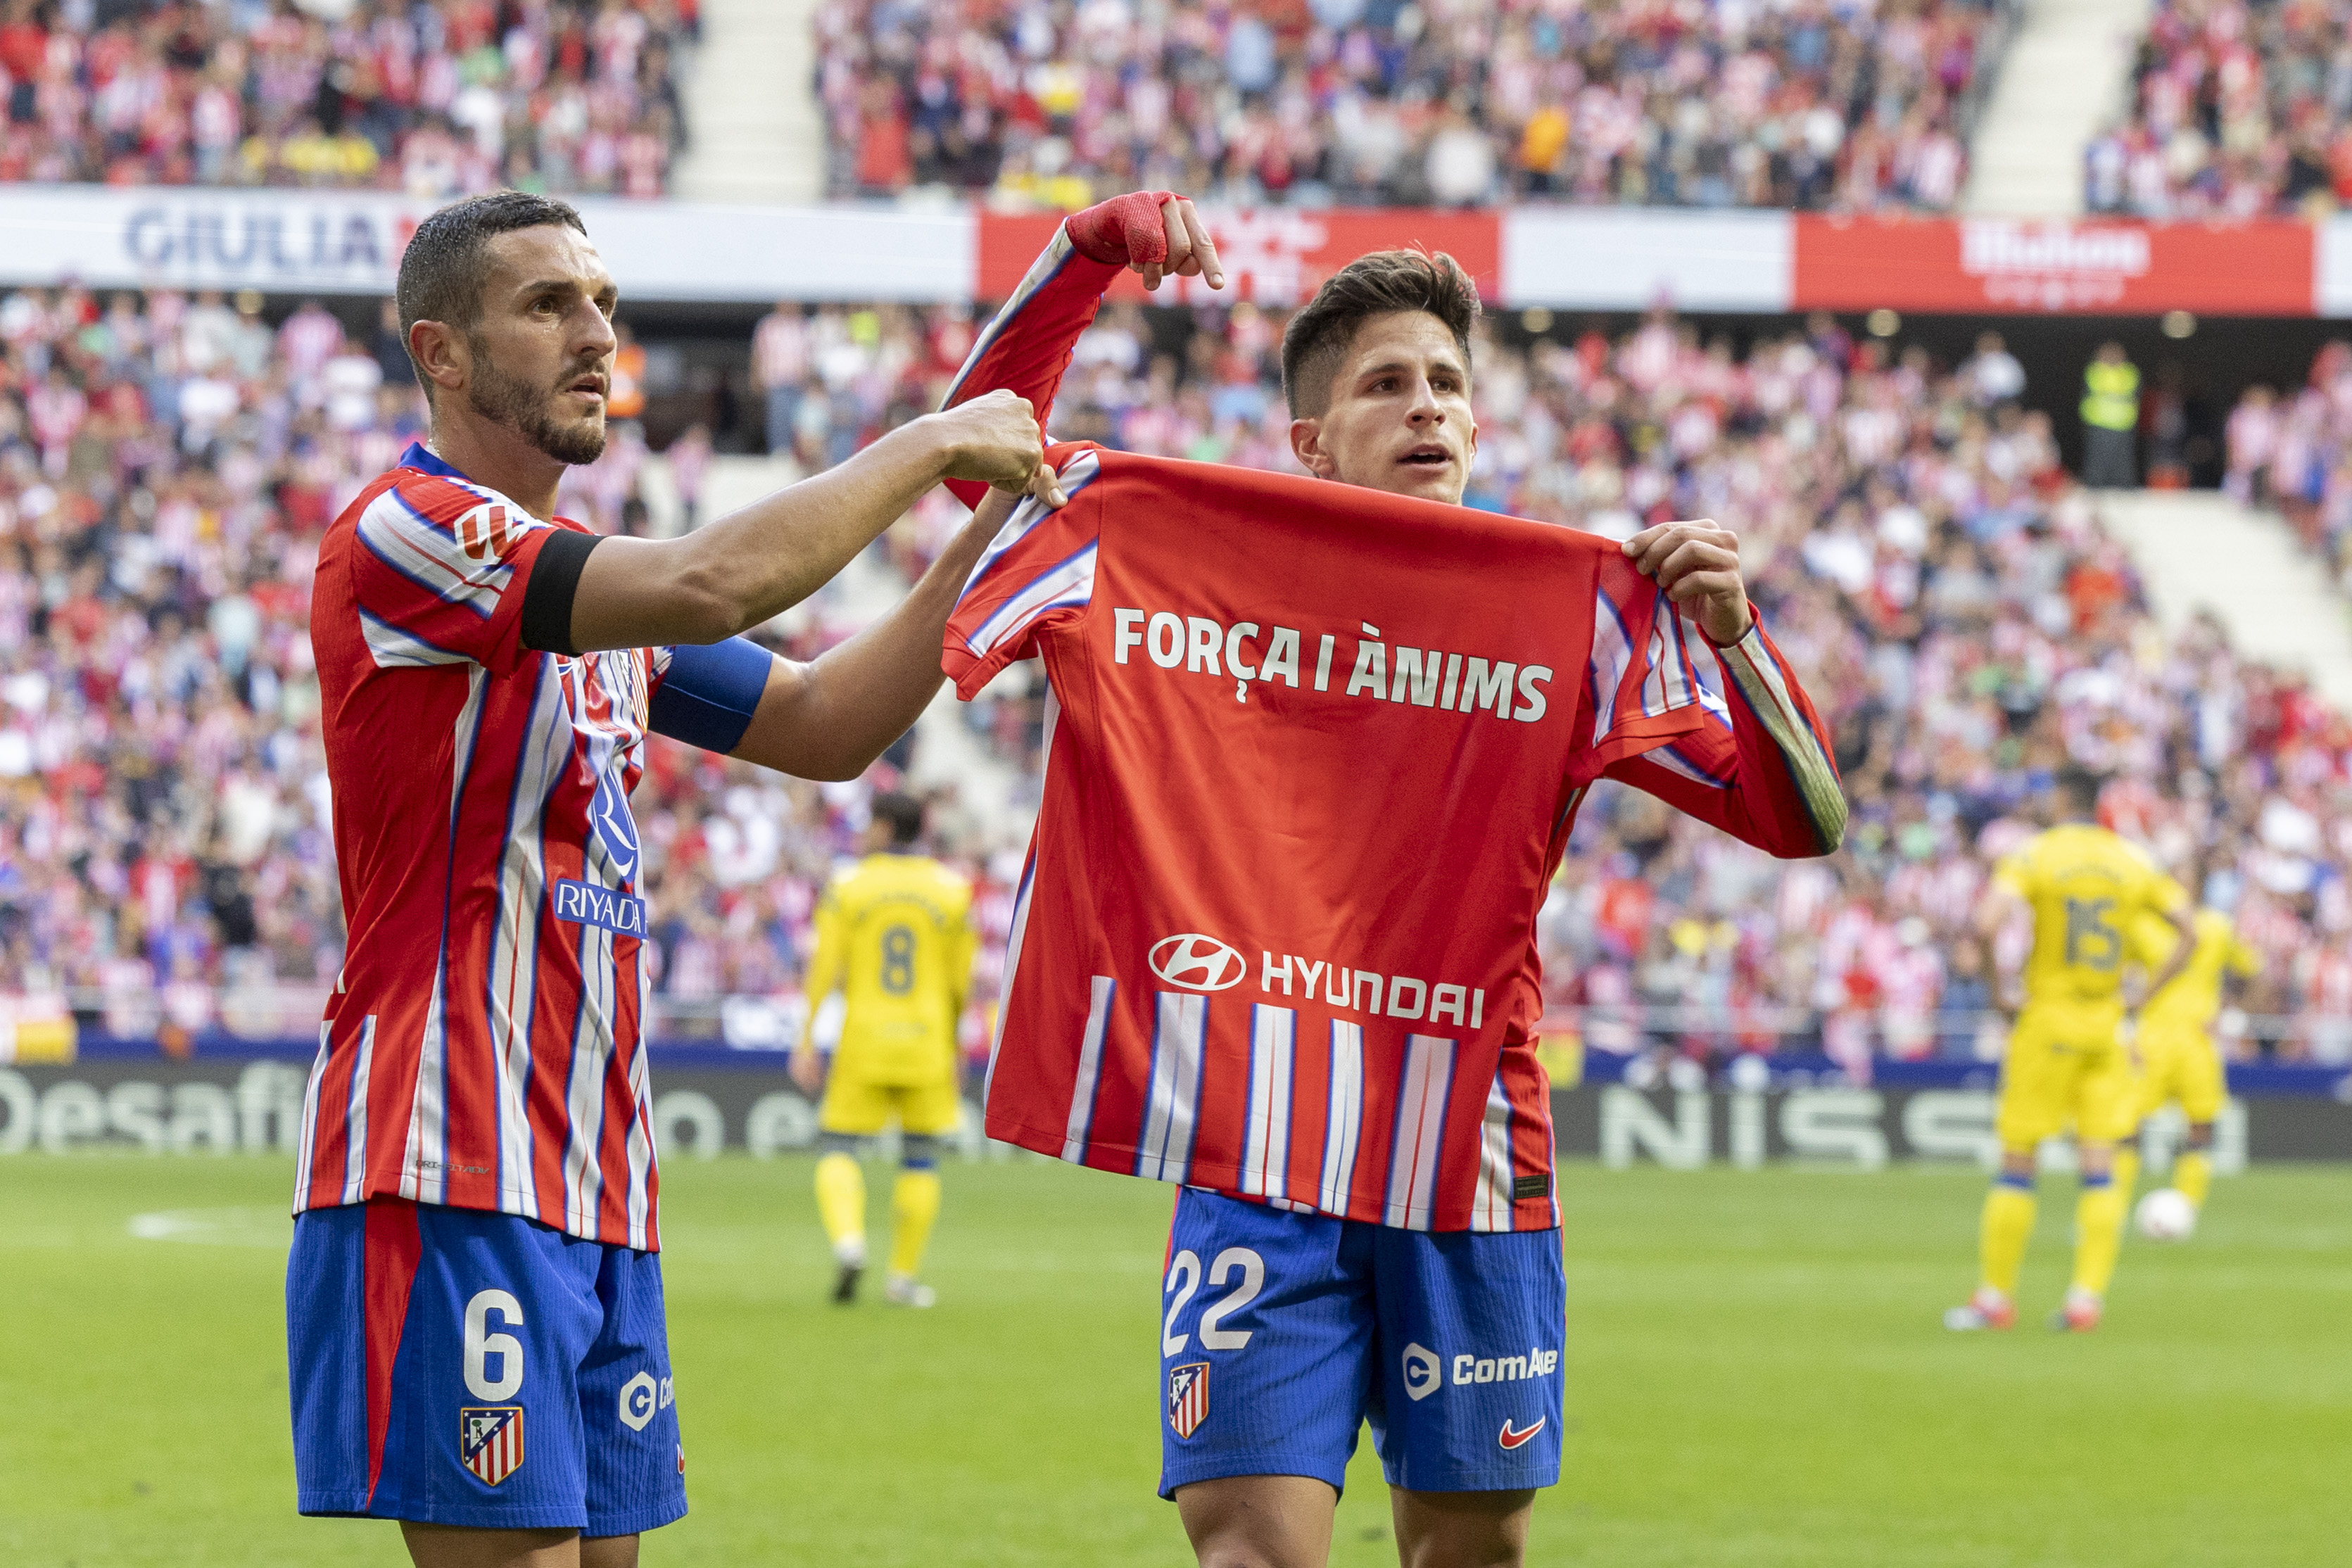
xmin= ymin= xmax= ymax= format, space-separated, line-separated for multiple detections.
xmin=1158 ymin=1189 xmax=1565 ymax=1498
xmin=287 ymin=1199 xmax=688 ymax=1536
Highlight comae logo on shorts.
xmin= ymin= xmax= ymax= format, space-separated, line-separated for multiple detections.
xmin=460 ymin=1405 xmax=525 ymax=1486
xmin=1168 ymin=1362 xmax=1210 ymax=1439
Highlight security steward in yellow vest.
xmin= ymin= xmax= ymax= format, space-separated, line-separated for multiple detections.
xmin=2082 ymin=342 xmax=2140 ymax=489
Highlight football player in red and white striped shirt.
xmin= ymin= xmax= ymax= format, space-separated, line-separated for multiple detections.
xmin=286 ymin=191 xmax=1052 ymax=1567
xmin=940 ymin=194 xmax=1843 ymax=1568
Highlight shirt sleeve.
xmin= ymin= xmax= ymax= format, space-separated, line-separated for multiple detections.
xmin=348 ymin=473 xmax=567 ymax=678
xmin=1593 ymin=598 xmax=1848 ymax=859
xmin=937 ymin=221 xmax=1126 ymax=512
xmin=941 ymin=445 xmax=1106 ymax=698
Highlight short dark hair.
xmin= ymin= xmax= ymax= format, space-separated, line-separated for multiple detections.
xmin=396 ymin=191 xmax=587 ymax=396
xmin=1280 ymin=249 xmax=1480 ymax=417
xmin=2056 ymin=764 xmax=2105 ymax=815
xmin=871 ymin=792 xmax=925 ymax=848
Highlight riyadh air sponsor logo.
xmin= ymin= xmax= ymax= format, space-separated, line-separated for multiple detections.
xmin=552 ymin=878 xmax=648 ymax=938
xmin=590 ymin=768 xmax=641 ymax=882
xmin=1401 ymin=1343 xmax=1442 ymax=1403
xmin=1149 ymin=934 xmax=1246 ymax=992
xmin=1499 ymin=1416 xmax=1545 ymax=1450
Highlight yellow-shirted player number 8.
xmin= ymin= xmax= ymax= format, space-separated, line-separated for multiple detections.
xmin=880 ymin=923 xmax=916 ymax=996
xmin=2063 ymin=897 xmax=2121 ymax=971
xmin=464 ymin=1289 xmax=525 ymax=1402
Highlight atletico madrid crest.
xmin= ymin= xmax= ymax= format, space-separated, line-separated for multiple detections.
xmin=1167 ymin=1362 xmax=1210 ymax=1441
xmin=460 ymin=1405 xmax=526 ymax=1486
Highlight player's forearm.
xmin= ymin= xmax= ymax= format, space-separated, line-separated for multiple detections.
xmin=731 ymin=502 xmax=1006 ymax=781
xmin=571 ymin=417 xmax=966 ymax=650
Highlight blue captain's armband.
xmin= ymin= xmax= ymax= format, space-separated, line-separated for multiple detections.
xmin=649 ymin=636 xmax=773 ymax=754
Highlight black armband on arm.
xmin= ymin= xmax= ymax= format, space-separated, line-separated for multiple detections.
xmin=519 ymin=530 xmax=602 ymax=656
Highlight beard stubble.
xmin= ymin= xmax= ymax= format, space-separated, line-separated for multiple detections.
xmin=466 ymin=333 xmax=609 ymax=465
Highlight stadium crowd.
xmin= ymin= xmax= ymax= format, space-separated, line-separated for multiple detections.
xmin=7 ymin=278 xmax=2352 ymax=1068
xmin=2222 ymin=341 xmax=2352 ymax=576
xmin=2085 ymin=0 xmax=2352 ymax=218
xmin=817 ymin=0 xmax=2011 ymax=213
xmin=0 ymin=0 xmax=691 ymax=196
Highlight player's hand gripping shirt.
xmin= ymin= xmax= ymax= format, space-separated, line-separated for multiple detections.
xmin=1994 ymin=824 xmax=2189 ymax=1013
xmin=298 ymin=443 xmax=769 ymax=1250
xmin=951 ymin=446 xmax=1759 ymax=1231
xmin=805 ymin=853 xmax=978 ymax=1085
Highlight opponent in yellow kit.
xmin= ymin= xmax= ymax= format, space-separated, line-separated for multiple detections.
xmin=793 ymin=793 xmax=977 ymax=1308
xmin=2113 ymin=903 xmax=2259 ymax=1213
xmin=1947 ymin=769 xmax=2194 ymax=1334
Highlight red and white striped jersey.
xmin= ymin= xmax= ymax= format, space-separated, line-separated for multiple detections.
xmin=940 ymin=211 xmax=1847 ymax=1233
xmin=949 ymin=446 xmax=1714 ymax=1230
xmin=298 ymin=443 xmax=664 ymax=1250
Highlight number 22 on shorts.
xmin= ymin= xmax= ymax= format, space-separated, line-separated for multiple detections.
xmin=1163 ymin=1247 xmax=1265 ymax=1355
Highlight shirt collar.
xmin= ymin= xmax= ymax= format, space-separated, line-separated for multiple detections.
xmin=398 ymin=441 xmax=470 ymax=482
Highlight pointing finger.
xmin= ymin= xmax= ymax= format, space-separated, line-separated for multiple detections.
xmin=1179 ymin=200 xmax=1225 ymax=289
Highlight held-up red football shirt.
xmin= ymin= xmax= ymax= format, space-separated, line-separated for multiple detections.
xmin=943 ymin=214 xmax=1847 ymax=1233
xmin=949 ymin=446 xmax=1728 ymax=1231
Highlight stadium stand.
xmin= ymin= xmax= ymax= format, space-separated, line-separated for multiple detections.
xmin=2223 ymin=343 xmax=2352 ymax=551
xmin=6 ymin=286 xmax=2349 ymax=1065
xmin=0 ymin=0 xmax=692 ymax=195
xmin=814 ymin=0 xmax=2016 ymax=212
xmin=2085 ymin=0 xmax=2352 ymax=218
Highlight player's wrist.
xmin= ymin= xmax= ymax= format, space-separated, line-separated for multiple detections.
xmin=1697 ymin=595 xmax=1754 ymax=646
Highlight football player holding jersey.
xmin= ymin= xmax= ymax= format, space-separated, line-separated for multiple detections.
xmin=793 ymin=792 xmax=979 ymax=1308
xmin=1947 ymin=768 xmax=2196 ymax=1335
xmin=289 ymin=191 xmax=1051 ymax=1567
xmin=937 ymin=193 xmax=1845 ymax=1568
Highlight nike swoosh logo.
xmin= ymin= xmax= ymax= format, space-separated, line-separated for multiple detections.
xmin=1498 ymin=1417 xmax=1545 ymax=1450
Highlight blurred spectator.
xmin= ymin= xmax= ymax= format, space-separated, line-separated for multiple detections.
xmin=2224 ymin=343 xmax=2352 ymax=572
xmin=0 ymin=0 xmax=690 ymax=196
xmin=2087 ymin=0 xmax=2352 ymax=218
xmin=754 ymin=301 xmax=812 ymax=457
xmin=815 ymin=0 xmax=2013 ymax=213
xmin=1961 ymin=331 xmax=2025 ymax=407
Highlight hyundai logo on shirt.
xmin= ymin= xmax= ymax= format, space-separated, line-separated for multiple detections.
xmin=1149 ymin=934 xmax=1246 ymax=992
xmin=552 ymin=878 xmax=647 ymax=938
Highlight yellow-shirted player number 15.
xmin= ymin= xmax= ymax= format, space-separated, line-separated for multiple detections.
xmin=1949 ymin=769 xmax=2196 ymax=1336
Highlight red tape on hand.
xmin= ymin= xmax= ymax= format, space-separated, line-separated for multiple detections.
xmin=1064 ymin=190 xmax=1180 ymax=267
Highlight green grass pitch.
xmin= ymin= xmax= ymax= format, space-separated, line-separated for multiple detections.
xmin=3 ymin=1153 xmax=2347 ymax=1566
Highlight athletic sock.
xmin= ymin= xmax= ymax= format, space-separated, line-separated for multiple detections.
xmin=1980 ymin=1175 xmax=2037 ymax=1298
xmin=889 ymin=1168 xmax=942 ymax=1279
xmin=2071 ymin=1174 xmax=2125 ymax=1298
xmin=2112 ymin=1143 xmax=2142 ymax=1203
xmin=2175 ymin=1149 xmax=2212 ymax=1209
xmin=815 ymin=1151 xmax=868 ymax=1263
